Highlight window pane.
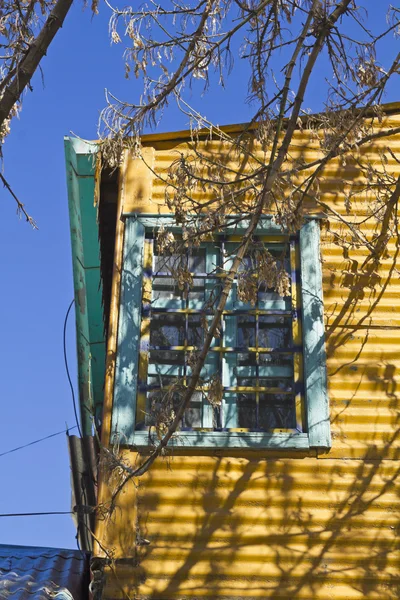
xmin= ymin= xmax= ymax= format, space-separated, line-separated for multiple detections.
xmin=146 ymin=376 xmax=181 ymax=427
xmin=236 ymin=377 xmax=295 ymax=430
xmin=237 ymin=316 xmax=256 ymax=366
xmin=153 ymin=248 xmax=207 ymax=302
xmin=237 ymin=393 xmax=257 ymax=429
xmin=153 ymin=254 xmax=183 ymax=300
xmin=236 ymin=315 xmax=292 ymax=367
xmin=150 ymin=350 xmax=184 ymax=365
xmin=258 ymin=316 xmax=292 ymax=348
xmin=188 ymin=315 xmax=204 ymax=347
xmin=237 ymin=377 xmax=256 ymax=428
xmin=258 ymin=250 xmax=291 ymax=304
xmin=188 ymin=248 xmax=206 ymax=301
xmin=260 ymin=378 xmax=294 ymax=429
xmin=188 ymin=248 xmax=206 ymax=272
xmin=150 ymin=314 xmax=185 ymax=347
xmin=238 ymin=316 xmax=256 ymax=346
xmin=260 ymin=398 xmax=295 ymax=429
xmin=149 ymin=314 xmax=185 ymax=365
xmin=146 ymin=377 xmax=203 ymax=430
xmin=258 ymin=316 xmax=293 ymax=368
xmin=143 ymin=235 xmax=300 ymax=434
xmin=258 ymin=352 xmax=292 ymax=367
xmin=259 ymin=398 xmax=295 ymax=429
xmin=183 ymin=390 xmax=202 ymax=429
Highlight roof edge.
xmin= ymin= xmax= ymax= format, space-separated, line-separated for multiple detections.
xmin=0 ymin=543 xmax=88 ymax=555
xmin=63 ymin=101 xmax=400 ymax=148
xmin=64 ymin=138 xmax=105 ymax=437
xmin=138 ymin=100 xmax=400 ymax=144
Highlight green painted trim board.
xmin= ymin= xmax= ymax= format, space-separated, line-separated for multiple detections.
xmin=64 ymin=137 xmax=106 ymax=435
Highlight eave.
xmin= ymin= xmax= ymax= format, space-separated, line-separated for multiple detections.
xmin=64 ymin=137 xmax=105 ymax=436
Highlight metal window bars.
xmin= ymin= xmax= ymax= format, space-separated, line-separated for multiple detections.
xmin=135 ymin=234 xmax=304 ymax=434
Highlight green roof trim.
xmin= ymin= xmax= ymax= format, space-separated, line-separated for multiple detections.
xmin=64 ymin=137 xmax=105 ymax=436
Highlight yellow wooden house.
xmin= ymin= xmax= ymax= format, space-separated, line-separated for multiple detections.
xmin=65 ymin=102 xmax=400 ymax=600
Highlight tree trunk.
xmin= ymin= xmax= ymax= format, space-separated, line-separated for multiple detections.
xmin=0 ymin=0 xmax=74 ymax=129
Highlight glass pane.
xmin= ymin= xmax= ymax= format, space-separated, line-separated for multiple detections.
xmin=237 ymin=316 xmax=256 ymax=366
xmin=150 ymin=350 xmax=184 ymax=365
xmin=146 ymin=377 xmax=203 ymax=430
xmin=188 ymin=315 xmax=204 ymax=347
xmin=238 ymin=254 xmax=254 ymax=273
xmin=259 ymin=378 xmax=295 ymax=429
xmin=146 ymin=376 xmax=181 ymax=427
xmin=227 ymin=242 xmax=291 ymax=302
xmin=153 ymin=253 xmax=183 ymax=300
xmin=183 ymin=390 xmax=202 ymax=429
xmin=150 ymin=314 xmax=185 ymax=347
xmin=238 ymin=316 xmax=256 ymax=347
xmin=259 ymin=378 xmax=293 ymax=393
xmin=188 ymin=248 xmax=206 ymax=301
xmin=237 ymin=393 xmax=257 ymax=429
xmin=258 ymin=287 xmax=291 ymax=307
xmin=236 ymin=377 xmax=295 ymax=430
xmin=259 ymin=352 xmax=293 ymax=368
xmin=259 ymin=400 xmax=295 ymax=429
xmin=188 ymin=248 xmax=206 ymax=272
xmin=258 ymin=316 xmax=292 ymax=348
xmin=237 ymin=377 xmax=256 ymax=428
xmin=258 ymin=250 xmax=291 ymax=303
xmin=150 ymin=314 xmax=185 ymax=365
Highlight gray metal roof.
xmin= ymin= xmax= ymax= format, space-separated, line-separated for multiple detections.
xmin=0 ymin=544 xmax=89 ymax=600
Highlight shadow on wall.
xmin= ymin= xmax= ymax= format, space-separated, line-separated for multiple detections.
xmin=106 ymin=440 xmax=400 ymax=599
xmin=103 ymin=138 xmax=400 ymax=599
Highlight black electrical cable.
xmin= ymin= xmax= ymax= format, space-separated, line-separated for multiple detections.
xmin=0 ymin=426 xmax=77 ymax=458
xmin=63 ymin=298 xmax=82 ymax=438
xmin=0 ymin=511 xmax=73 ymax=518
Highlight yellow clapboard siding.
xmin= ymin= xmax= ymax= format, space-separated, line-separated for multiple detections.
xmin=98 ymin=108 xmax=400 ymax=599
xmin=104 ymin=573 xmax=399 ymax=600
xmin=99 ymin=456 xmax=400 ymax=598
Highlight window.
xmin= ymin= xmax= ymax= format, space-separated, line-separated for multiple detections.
xmin=112 ymin=217 xmax=330 ymax=450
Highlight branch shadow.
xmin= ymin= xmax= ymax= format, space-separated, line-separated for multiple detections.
xmin=112 ymin=433 xmax=399 ymax=599
xmin=107 ymin=137 xmax=400 ymax=599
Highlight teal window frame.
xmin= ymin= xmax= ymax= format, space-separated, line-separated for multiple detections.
xmin=111 ymin=216 xmax=330 ymax=450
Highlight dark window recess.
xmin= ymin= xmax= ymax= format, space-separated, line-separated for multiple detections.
xmin=137 ymin=237 xmax=303 ymax=433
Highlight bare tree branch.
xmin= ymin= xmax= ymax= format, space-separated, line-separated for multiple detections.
xmin=108 ymin=0 xmax=357 ymax=501
xmin=0 ymin=172 xmax=37 ymax=228
xmin=0 ymin=0 xmax=74 ymax=130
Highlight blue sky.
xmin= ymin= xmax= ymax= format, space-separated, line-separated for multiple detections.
xmin=0 ymin=1 xmax=398 ymax=550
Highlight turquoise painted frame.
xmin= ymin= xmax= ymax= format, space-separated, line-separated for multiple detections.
xmin=300 ymin=219 xmax=330 ymax=448
xmin=112 ymin=215 xmax=331 ymax=450
xmin=65 ymin=138 xmax=106 ymax=436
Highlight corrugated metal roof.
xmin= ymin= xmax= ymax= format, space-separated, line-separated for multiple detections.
xmin=0 ymin=545 xmax=89 ymax=600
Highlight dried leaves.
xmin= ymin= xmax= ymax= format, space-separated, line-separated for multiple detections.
xmin=208 ymin=375 xmax=223 ymax=407
xmin=238 ymin=246 xmax=291 ymax=305
xmin=150 ymin=381 xmax=182 ymax=440
xmin=170 ymin=265 xmax=194 ymax=295
xmin=157 ymin=224 xmax=175 ymax=255
xmin=97 ymin=2 xmax=400 ymax=289
xmin=91 ymin=3 xmax=400 ymax=520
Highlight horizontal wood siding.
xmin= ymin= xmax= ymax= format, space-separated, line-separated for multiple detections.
xmin=96 ymin=112 xmax=400 ymax=599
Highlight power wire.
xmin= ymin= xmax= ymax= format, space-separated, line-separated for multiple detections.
xmin=0 ymin=426 xmax=77 ymax=458
xmin=0 ymin=511 xmax=73 ymax=518
xmin=0 ymin=303 xmax=83 ymax=523
xmin=63 ymin=298 xmax=82 ymax=438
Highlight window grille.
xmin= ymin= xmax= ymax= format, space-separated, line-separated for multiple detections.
xmin=112 ymin=217 xmax=330 ymax=450
xmin=135 ymin=235 xmax=304 ymax=435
